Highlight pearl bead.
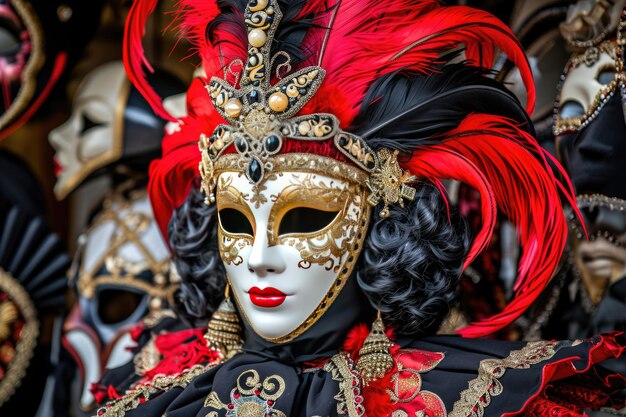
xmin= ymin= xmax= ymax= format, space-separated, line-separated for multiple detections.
xmin=248 ymin=29 xmax=267 ymax=48
xmin=286 ymin=84 xmax=299 ymax=97
xmin=224 ymin=98 xmax=242 ymax=118
xmin=298 ymin=122 xmax=310 ymax=135
xmin=268 ymin=92 xmax=289 ymax=112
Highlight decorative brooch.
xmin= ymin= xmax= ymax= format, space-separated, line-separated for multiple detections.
xmin=198 ymin=0 xmax=416 ymax=218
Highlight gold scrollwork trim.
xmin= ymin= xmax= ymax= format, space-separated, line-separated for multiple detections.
xmin=213 ymin=153 xmax=369 ymax=185
xmin=449 ymin=341 xmax=559 ymax=417
xmin=0 ymin=268 xmax=39 ymax=407
xmin=323 ymin=353 xmax=364 ymax=417
xmin=97 ymin=364 xmax=214 ymax=417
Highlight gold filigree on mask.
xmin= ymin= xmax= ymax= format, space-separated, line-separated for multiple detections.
xmin=216 ymin=154 xmax=372 ymax=343
xmin=554 ymin=12 xmax=626 ymax=136
xmin=267 ymin=173 xmax=364 ymax=272
xmin=216 ymin=176 xmax=255 ymax=266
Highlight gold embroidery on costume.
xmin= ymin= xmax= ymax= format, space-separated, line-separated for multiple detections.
xmin=324 ymin=353 xmax=365 ymax=417
xmin=204 ymin=370 xmax=287 ymax=417
xmin=449 ymin=341 xmax=559 ymax=417
xmin=0 ymin=268 xmax=39 ymax=407
xmin=97 ymin=364 xmax=212 ymax=417
xmin=133 ymin=335 xmax=160 ymax=376
xmin=387 ymin=349 xmax=447 ymax=417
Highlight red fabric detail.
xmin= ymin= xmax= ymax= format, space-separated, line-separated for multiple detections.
xmin=90 ymin=384 xmax=122 ymax=405
xmin=362 ymin=364 xmax=396 ymax=417
xmin=129 ymin=322 xmax=145 ymax=343
xmin=523 ymin=396 xmax=584 ymax=417
xmin=123 ymin=0 xmax=175 ymax=121
xmin=0 ymin=53 xmax=67 ymax=141
xmin=405 ymin=114 xmax=576 ymax=337
xmin=505 ymin=333 xmax=626 ymax=417
xmin=141 ymin=328 xmax=221 ymax=381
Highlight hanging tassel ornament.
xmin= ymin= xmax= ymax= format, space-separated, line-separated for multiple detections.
xmin=204 ymin=285 xmax=243 ymax=360
xmin=356 ymin=311 xmax=394 ymax=386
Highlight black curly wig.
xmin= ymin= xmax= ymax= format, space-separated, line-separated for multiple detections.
xmin=169 ymin=179 xmax=469 ymax=337
xmin=358 ymin=182 xmax=469 ymax=336
xmin=168 ymin=185 xmax=226 ymax=325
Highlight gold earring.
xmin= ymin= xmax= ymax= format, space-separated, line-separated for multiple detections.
xmin=356 ymin=311 xmax=394 ymax=386
xmin=204 ymin=284 xmax=243 ymax=360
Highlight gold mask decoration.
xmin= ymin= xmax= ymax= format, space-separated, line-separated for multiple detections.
xmin=198 ymin=0 xmax=417 ymax=219
xmin=554 ymin=11 xmax=626 ymax=136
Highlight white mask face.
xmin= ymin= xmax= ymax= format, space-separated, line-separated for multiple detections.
xmin=216 ymin=170 xmax=370 ymax=342
xmin=557 ymin=49 xmax=616 ymax=127
xmin=49 ymin=62 xmax=128 ymax=200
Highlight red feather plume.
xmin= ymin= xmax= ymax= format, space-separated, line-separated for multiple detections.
xmin=123 ymin=0 xmax=175 ymax=121
xmin=172 ymin=0 xmax=246 ymax=83
xmin=149 ymin=77 xmax=225 ymax=240
xmin=404 ymin=114 xmax=576 ymax=337
xmin=315 ymin=1 xmax=535 ymax=127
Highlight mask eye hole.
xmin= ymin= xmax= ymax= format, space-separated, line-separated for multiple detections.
xmin=559 ymin=100 xmax=585 ymax=119
xmin=596 ymin=68 xmax=614 ymax=85
xmin=97 ymin=289 xmax=144 ymax=324
xmin=219 ymin=208 xmax=254 ymax=236
xmin=80 ymin=113 xmax=106 ymax=135
xmin=278 ymin=207 xmax=340 ymax=235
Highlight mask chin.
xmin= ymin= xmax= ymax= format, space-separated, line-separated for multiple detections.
xmin=216 ymin=166 xmax=371 ymax=343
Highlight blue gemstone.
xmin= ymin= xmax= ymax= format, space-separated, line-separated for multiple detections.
xmin=248 ymin=158 xmax=263 ymax=183
xmin=264 ymin=135 xmax=280 ymax=153
xmin=298 ymin=88 xmax=307 ymax=95
xmin=248 ymin=90 xmax=259 ymax=104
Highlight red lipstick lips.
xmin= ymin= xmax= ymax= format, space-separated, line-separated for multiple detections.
xmin=248 ymin=286 xmax=286 ymax=308
xmin=53 ymin=158 xmax=63 ymax=176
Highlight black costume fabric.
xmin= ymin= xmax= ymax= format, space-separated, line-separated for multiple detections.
xmin=97 ymin=277 xmax=626 ymax=417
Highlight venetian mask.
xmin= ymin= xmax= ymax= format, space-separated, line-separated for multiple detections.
xmin=555 ymin=30 xmax=626 ymax=305
xmin=49 ymin=62 xmax=128 ymax=200
xmin=216 ymin=164 xmax=370 ymax=342
xmin=63 ymin=188 xmax=177 ymax=410
xmin=49 ymin=61 xmax=185 ymax=200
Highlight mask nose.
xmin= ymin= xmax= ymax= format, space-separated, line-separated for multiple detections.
xmin=247 ymin=229 xmax=286 ymax=276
